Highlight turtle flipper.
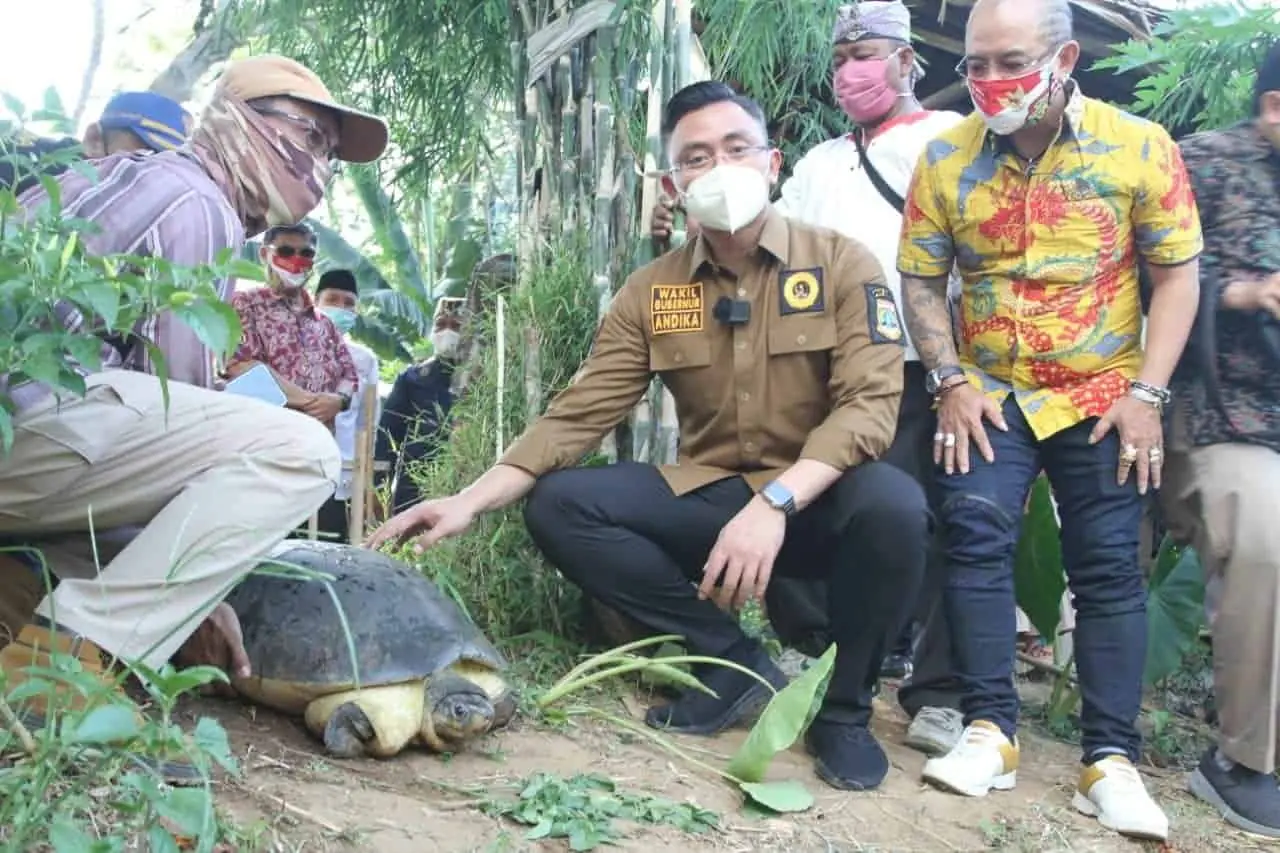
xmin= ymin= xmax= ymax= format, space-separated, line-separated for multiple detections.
xmin=321 ymin=702 xmax=375 ymax=758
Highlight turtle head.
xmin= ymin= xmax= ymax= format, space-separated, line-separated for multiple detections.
xmin=420 ymin=672 xmax=495 ymax=751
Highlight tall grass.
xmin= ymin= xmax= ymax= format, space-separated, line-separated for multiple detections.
xmin=402 ymin=228 xmax=605 ymax=649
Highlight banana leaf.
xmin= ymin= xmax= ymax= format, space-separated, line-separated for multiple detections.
xmin=1013 ymin=475 xmax=1067 ymax=641
xmin=1143 ymin=535 xmax=1205 ymax=686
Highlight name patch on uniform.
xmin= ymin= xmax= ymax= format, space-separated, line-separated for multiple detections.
xmin=650 ymin=283 xmax=704 ymax=335
xmin=865 ymin=283 xmax=905 ymax=346
xmin=779 ymin=268 xmax=825 ymax=316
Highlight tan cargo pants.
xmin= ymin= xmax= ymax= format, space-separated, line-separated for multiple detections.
xmin=1163 ymin=440 xmax=1280 ymax=774
xmin=0 ymin=370 xmax=341 ymax=670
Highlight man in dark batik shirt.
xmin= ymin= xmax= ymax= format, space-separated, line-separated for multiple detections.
xmin=1163 ymin=40 xmax=1280 ymax=839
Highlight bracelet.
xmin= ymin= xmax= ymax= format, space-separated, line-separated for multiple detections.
xmin=933 ymin=378 xmax=967 ymax=402
xmin=1129 ymin=380 xmax=1171 ymax=410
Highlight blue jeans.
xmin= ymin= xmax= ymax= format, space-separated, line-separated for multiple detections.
xmin=937 ymin=394 xmax=1147 ymax=764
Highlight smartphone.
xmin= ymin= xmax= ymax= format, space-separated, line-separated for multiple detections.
xmin=224 ymin=363 xmax=288 ymax=407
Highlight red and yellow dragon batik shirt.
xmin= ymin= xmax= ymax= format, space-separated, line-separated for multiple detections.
xmin=896 ymin=84 xmax=1203 ymax=440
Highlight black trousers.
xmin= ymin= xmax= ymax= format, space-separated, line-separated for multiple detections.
xmin=523 ymin=458 xmax=929 ymax=725
xmin=756 ymin=363 xmax=963 ymax=716
xmin=890 ymin=364 xmax=964 ymax=717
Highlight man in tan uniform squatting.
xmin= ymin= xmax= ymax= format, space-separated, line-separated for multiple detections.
xmin=368 ymin=82 xmax=932 ymax=791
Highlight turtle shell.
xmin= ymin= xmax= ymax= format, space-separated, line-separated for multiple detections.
xmin=226 ymin=541 xmax=507 ymax=694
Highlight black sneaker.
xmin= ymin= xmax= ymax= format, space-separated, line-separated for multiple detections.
xmin=1189 ymin=747 xmax=1280 ymax=838
xmin=645 ymin=641 xmax=787 ymax=736
xmin=805 ymin=718 xmax=889 ymax=791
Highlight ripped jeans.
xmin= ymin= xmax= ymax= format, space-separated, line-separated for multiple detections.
xmin=936 ymin=394 xmax=1147 ymax=764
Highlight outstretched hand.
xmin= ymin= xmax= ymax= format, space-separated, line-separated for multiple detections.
xmin=364 ymin=495 xmax=477 ymax=553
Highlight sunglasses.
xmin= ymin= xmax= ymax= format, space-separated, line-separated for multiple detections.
xmin=269 ymin=245 xmax=317 ymax=259
xmin=253 ymin=105 xmax=341 ymax=162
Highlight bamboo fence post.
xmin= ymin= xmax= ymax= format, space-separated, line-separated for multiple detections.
xmin=348 ymin=383 xmax=378 ymax=545
xmin=496 ymin=294 xmax=507 ymax=461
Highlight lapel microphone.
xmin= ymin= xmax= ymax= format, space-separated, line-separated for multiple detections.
xmin=713 ymin=295 xmax=751 ymax=326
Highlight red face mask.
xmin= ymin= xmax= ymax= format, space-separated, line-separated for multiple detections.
xmin=269 ymin=252 xmax=314 ymax=289
xmin=966 ymin=51 xmax=1061 ymax=136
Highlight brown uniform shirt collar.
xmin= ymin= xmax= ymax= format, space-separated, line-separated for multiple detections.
xmin=686 ymin=206 xmax=792 ymax=280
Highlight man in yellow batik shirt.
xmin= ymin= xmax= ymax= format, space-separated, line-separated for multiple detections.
xmin=894 ymin=0 xmax=1201 ymax=843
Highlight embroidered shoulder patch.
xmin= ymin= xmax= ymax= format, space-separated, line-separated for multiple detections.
xmin=650 ymin=283 xmax=704 ymax=335
xmin=779 ymin=268 xmax=825 ymax=316
xmin=865 ymin=283 xmax=905 ymax=346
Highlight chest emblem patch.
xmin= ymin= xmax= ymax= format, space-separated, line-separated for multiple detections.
xmin=651 ymin=283 xmax=704 ymax=335
xmin=779 ymin=268 xmax=825 ymax=315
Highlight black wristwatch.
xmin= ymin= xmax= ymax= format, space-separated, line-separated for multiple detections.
xmin=338 ymin=392 xmax=352 ymax=412
xmin=925 ymin=365 xmax=965 ymax=394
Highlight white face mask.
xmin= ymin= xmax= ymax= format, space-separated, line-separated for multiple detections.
xmin=679 ymin=163 xmax=771 ymax=234
xmin=432 ymin=329 xmax=461 ymax=359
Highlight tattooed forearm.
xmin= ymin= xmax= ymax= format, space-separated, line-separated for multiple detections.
xmin=901 ymin=274 xmax=959 ymax=372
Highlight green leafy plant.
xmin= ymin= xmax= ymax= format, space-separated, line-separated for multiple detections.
xmin=1013 ymin=475 xmax=1067 ymax=642
xmin=1092 ymin=1 xmax=1280 ymax=133
xmin=536 ymin=634 xmax=837 ymax=814
xmin=1143 ymin=536 xmax=1206 ymax=687
xmin=478 ymin=771 xmax=719 ymax=851
xmin=0 ymin=652 xmax=245 ymax=851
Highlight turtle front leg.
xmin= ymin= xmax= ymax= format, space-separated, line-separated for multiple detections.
xmin=319 ymin=701 xmax=376 ymax=758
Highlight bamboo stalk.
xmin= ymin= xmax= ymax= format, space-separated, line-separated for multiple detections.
xmin=523 ymin=325 xmax=543 ymax=422
xmin=557 ymin=49 xmax=577 ymax=234
xmin=496 ymin=294 xmax=507 ymax=462
xmin=661 ymin=0 xmax=676 ymax=104
xmin=673 ymin=0 xmax=692 ymax=89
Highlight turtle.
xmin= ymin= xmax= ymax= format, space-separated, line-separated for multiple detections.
xmin=224 ymin=540 xmax=517 ymax=759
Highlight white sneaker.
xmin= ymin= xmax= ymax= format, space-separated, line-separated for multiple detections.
xmin=905 ymin=706 xmax=964 ymax=756
xmin=921 ymin=720 xmax=1019 ymax=797
xmin=1072 ymin=755 xmax=1169 ymax=841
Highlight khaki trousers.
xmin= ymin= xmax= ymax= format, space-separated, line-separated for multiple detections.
xmin=1163 ymin=441 xmax=1280 ymax=773
xmin=0 ymin=371 xmax=340 ymax=670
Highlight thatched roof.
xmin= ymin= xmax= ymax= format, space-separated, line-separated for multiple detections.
xmin=910 ymin=0 xmax=1166 ymax=108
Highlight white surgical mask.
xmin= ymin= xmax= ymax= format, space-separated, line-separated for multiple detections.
xmin=679 ymin=164 xmax=770 ymax=234
xmin=432 ymin=329 xmax=461 ymax=359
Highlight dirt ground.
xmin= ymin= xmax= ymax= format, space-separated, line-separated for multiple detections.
xmin=184 ymin=682 xmax=1266 ymax=853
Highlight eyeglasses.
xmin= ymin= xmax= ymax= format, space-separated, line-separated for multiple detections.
xmin=954 ymin=47 xmax=1060 ymax=81
xmin=253 ymin=105 xmax=340 ymax=161
xmin=671 ymin=144 xmax=771 ymax=175
xmin=269 ymin=245 xmax=317 ymax=259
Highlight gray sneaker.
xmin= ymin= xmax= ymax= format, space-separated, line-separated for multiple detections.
xmin=905 ymin=706 xmax=964 ymax=756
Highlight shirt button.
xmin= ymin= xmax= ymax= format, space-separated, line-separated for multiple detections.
xmin=736 ymin=341 xmax=747 ymax=351
xmin=737 ymin=288 xmax=747 ymax=298
xmin=673 ymin=352 xmax=684 ymax=363
xmin=797 ymin=334 xmax=807 ymax=345
xmin=739 ymin=391 xmax=750 ymax=402
xmin=744 ymin=441 xmax=757 ymax=452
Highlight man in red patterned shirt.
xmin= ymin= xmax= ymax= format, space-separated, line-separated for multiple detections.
xmin=225 ymin=222 xmax=359 ymax=427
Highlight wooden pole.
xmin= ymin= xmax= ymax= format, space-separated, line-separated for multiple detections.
xmin=348 ymin=383 xmax=378 ymax=545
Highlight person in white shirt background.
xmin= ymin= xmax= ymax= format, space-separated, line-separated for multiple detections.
xmin=651 ymin=0 xmax=968 ymax=756
xmin=314 ymin=268 xmax=380 ymax=543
